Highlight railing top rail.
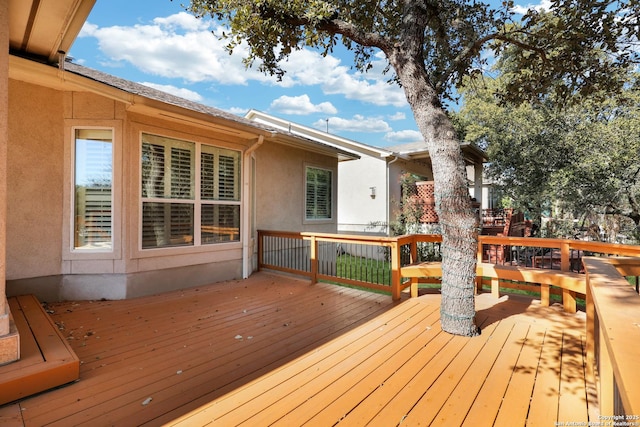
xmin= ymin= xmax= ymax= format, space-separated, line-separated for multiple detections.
xmin=479 ymin=235 xmax=640 ymax=255
xmin=569 ymin=240 xmax=640 ymax=256
xmin=479 ymin=235 xmax=569 ymax=246
xmin=396 ymin=234 xmax=443 ymax=245
xmin=300 ymin=232 xmax=398 ymax=245
xmin=258 ymin=230 xmax=399 ymax=245
xmin=259 ymin=230 xmax=640 ymax=258
xmin=258 ymin=230 xmax=310 ymax=239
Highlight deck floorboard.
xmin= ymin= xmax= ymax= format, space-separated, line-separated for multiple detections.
xmin=0 ymin=272 xmax=591 ymax=426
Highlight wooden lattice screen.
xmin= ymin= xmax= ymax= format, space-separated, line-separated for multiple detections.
xmin=415 ymin=181 xmax=438 ymax=223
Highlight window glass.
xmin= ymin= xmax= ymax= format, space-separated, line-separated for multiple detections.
xmin=74 ymin=129 xmax=113 ymax=250
xmin=201 ymin=205 xmax=240 ymax=243
xmin=201 ymin=145 xmax=240 ymax=201
xmin=141 ymin=134 xmax=194 ymax=200
xmin=306 ymin=166 xmax=333 ymax=220
xmin=142 ymin=202 xmax=194 ymax=248
xmin=141 ymin=133 xmax=241 ymax=249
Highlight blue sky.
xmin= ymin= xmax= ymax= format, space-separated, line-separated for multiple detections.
xmin=69 ymin=0 xmax=545 ymax=148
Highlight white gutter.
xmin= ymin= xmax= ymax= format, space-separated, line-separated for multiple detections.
xmin=242 ymin=135 xmax=265 ymax=278
xmin=386 ymin=155 xmax=401 ymax=236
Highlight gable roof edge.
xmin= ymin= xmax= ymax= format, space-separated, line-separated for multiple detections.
xmin=245 ymin=109 xmax=394 ymax=159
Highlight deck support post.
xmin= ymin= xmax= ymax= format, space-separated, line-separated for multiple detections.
xmin=475 ymin=249 xmax=483 ymax=294
xmin=540 ymin=284 xmax=550 ymax=307
xmin=491 ymin=277 xmax=500 ymax=298
xmin=0 ymin=0 xmax=7 ymax=337
xmin=391 ymin=241 xmax=401 ymax=300
xmin=309 ymin=235 xmax=318 ymax=284
xmin=560 ymin=242 xmax=577 ymax=313
xmin=562 ymin=289 xmax=577 ymax=313
xmin=410 ymin=278 xmax=418 ymax=298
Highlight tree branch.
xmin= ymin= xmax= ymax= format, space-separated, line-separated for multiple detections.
xmin=436 ymin=29 xmax=549 ymax=92
xmin=258 ymin=4 xmax=393 ymax=51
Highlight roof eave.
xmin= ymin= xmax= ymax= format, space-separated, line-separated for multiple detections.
xmin=9 ymin=56 xmax=358 ymax=161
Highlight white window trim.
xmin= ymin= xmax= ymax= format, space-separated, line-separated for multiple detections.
xmin=303 ymin=163 xmax=336 ymax=225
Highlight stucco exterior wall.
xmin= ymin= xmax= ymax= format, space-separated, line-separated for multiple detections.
xmin=254 ymin=142 xmax=337 ymax=234
xmin=5 ymin=75 xmax=339 ymax=301
xmin=7 ymin=80 xmax=64 ymax=279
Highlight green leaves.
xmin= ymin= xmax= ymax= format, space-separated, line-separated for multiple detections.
xmin=493 ymin=2 xmax=639 ymax=105
xmin=458 ymin=72 xmax=640 ymax=237
xmin=186 ymin=0 xmax=639 ymax=105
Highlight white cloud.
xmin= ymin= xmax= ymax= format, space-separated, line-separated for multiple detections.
xmin=314 ymin=115 xmax=392 ymax=133
xmin=512 ymin=0 xmax=552 ymax=14
xmin=152 ymin=12 xmax=211 ymax=31
xmin=384 ymin=130 xmax=424 ymax=143
xmin=277 ymin=50 xmax=407 ymax=107
xmin=388 ymin=112 xmax=406 ymax=121
xmin=270 ymin=94 xmax=337 ymax=115
xmin=139 ymin=82 xmax=203 ymax=102
xmin=80 ymin=14 xmax=266 ymax=85
xmin=79 ymin=13 xmax=409 ymax=107
xmin=79 ymin=22 xmax=98 ymax=37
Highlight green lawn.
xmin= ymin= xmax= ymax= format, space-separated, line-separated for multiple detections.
xmin=335 ymin=253 xmax=392 ymax=285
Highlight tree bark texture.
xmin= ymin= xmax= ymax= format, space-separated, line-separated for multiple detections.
xmin=390 ymin=51 xmax=479 ymax=337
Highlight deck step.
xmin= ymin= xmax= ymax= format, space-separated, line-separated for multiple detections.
xmin=0 ymin=295 xmax=79 ymax=405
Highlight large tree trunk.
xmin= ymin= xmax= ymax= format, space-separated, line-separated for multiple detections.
xmin=391 ymin=53 xmax=480 ymax=337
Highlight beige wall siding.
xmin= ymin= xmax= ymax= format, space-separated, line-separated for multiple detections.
xmin=6 ymin=75 xmax=339 ymax=300
xmin=70 ymin=91 xmax=118 ymax=119
xmin=7 ymin=80 xmax=64 ymax=279
xmin=254 ymin=142 xmax=338 ymax=234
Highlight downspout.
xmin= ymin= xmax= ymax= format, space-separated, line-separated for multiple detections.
xmin=386 ymin=155 xmax=400 ymax=236
xmin=242 ymin=135 xmax=265 ymax=278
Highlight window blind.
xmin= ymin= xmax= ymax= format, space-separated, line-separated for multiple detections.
xmin=306 ymin=167 xmax=332 ymax=220
xmin=141 ymin=133 xmax=241 ymax=249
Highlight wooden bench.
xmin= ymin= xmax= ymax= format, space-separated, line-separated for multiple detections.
xmin=401 ymin=261 xmax=585 ymax=313
xmin=1 ymin=295 xmax=80 ymax=405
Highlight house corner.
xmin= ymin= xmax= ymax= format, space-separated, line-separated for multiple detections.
xmin=0 ymin=0 xmax=19 ymax=365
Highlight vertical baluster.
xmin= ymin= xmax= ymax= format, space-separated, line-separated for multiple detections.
xmin=293 ymin=236 xmax=297 ymax=272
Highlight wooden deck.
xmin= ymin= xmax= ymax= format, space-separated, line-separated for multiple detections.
xmin=0 ymin=272 xmax=592 ymax=426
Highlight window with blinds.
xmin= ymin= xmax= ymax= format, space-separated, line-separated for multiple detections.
xmin=74 ymin=128 xmax=113 ymax=251
xmin=141 ymin=133 xmax=241 ymax=249
xmin=305 ymin=166 xmax=333 ymax=220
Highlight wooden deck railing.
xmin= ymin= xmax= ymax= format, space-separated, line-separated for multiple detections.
xmin=258 ymin=230 xmax=406 ymax=298
xmin=477 ymin=235 xmax=640 ymax=311
xmin=584 ymin=257 xmax=640 ymax=418
xmin=258 ymin=230 xmax=640 ymax=302
xmin=258 ymin=230 xmax=640 ymax=417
